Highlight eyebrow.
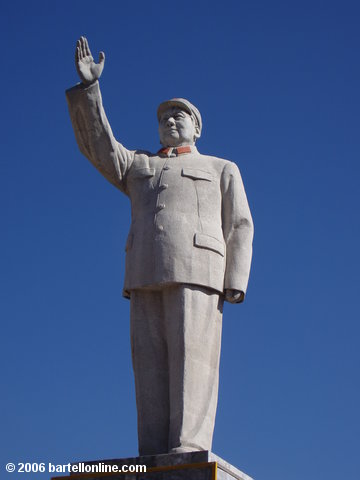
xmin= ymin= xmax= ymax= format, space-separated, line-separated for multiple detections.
xmin=161 ymin=110 xmax=188 ymax=120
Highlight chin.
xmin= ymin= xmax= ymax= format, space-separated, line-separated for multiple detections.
xmin=163 ymin=136 xmax=179 ymax=146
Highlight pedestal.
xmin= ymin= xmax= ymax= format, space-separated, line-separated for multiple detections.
xmin=51 ymin=451 xmax=253 ymax=480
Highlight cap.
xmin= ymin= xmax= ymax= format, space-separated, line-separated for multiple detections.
xmin=157 ymin=98 xmax=202 ymax=134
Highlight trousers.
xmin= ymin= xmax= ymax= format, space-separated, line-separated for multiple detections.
xmin=130 ymin=284 xmax=224 ymax=455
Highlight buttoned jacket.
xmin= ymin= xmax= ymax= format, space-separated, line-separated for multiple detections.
xmin=66 ymin=82 xmax=254 ymax=299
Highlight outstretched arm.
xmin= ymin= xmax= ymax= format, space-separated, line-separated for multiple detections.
xmin=66 ymin=37 xmax=134 ymax=193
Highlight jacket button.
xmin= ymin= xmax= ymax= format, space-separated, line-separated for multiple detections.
xmin=158 ymin=225 xmax=164 ymax=231
xmin=158 ymin=203 xmax=165 ymax=209
xmin=163 ymin=166 xmax=170 ymax=170
xmin=161 ymin=183 xmax=169 ymax=189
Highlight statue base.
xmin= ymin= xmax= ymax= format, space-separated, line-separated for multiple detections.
xmin=51 ymin=451 xmax=253 ymax=480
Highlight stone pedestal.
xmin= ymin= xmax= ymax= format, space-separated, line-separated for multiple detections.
xmin=51 ymin=451 xmax=253 ymax=480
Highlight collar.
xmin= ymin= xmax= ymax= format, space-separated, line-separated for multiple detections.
xmin=158 ymin=145 xmax=198 ymax=157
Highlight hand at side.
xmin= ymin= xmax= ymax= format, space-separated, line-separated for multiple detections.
xmin=225 ymin=289 xmax=244 ymax=304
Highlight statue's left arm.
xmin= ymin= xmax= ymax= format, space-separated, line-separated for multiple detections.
xmin=221 ymin=162 xmax=254 ymax=303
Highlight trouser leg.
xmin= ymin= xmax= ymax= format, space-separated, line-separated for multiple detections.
xmin=130 ymin=285 xmax=223 ymax=455
xmin=165 ymin=285 xmax=223 ymax=452
xmin=130 ymin=289 xmax=169 ymax=455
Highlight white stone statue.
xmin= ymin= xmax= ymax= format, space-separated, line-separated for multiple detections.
xmin=66 ymin=37 xmax=254 ymax=456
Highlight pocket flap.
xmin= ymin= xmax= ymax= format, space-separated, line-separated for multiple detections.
xmin=133 ymin=167 xmax=155 ymax=178
xmin=182 ymin=168 xmax=213 ymax=182
xmin=194 ymin=233 xmax=225 ymax=256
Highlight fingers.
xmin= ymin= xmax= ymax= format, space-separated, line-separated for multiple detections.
xmin=75 ymin=36 xmax=102 ymax=73
xmin=99 ymin=51 xmax=105 ymax=65
xmin=84 ymin=37 xmax=92 ymax=57
xmin=76 ymin=35 xmax=98 ymax=65
xmin=76 ymin=38 xmax=85 ymax=61
xmin=75 ymin=40 xmax=81 ymax=62
xmin=80 ymin=36 xmax=87 ymax=57
xmin=76 ymin=36 xmax=91 ymax=59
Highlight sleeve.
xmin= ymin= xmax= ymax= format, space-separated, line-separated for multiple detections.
xmin=221 ymin=161 xmax=254 ymax=297
xmin=65 ymin=81 xmax=134 ymax=193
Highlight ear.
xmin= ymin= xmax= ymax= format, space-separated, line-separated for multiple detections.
xmin=194 ymin=125 xmax=201 ymax=140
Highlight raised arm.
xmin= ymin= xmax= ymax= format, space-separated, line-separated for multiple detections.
xmin=66 ymin=37 xmax=133 ymax=193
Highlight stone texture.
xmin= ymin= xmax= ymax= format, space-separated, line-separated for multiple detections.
xmin=130 ymin=286 xmax=223 ymax=453
xmin=66 ymin=36 xmax=254 ymax=455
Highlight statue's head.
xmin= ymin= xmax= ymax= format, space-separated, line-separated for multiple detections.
xmin=157 ymin=98 xmax=202 ymax=147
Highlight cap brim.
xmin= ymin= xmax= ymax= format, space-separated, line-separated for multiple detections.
xmin=157 ymin=100 xmax=193 ymax=121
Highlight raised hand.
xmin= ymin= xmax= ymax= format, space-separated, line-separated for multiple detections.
xmin=75 ymin=36 xmax=105 ymax=85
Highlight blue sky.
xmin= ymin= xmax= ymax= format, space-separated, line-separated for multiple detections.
xmin=1 ymin=1 xmax=359 ymax=479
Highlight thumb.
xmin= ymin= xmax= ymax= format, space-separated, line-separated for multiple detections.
xmin=98 ymin=51 xmax=105 ymax=65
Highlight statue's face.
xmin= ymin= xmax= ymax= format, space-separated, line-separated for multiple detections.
xmin=158 ymin=107 xmax=199 ymax=147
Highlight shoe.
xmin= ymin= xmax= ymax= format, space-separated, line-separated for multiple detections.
xmin=169 ymin=446 xmax=199 ymax=453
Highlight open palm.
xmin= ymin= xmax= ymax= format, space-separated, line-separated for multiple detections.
xmin=75 ymin=36 xmax=105 ymax=85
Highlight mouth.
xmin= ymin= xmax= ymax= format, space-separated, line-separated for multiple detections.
xmin=165 ymin=129 xmax=178 ymax=136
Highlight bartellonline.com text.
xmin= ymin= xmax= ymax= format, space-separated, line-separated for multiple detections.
xmin=5 ymin=462 xmax=147 ymax=474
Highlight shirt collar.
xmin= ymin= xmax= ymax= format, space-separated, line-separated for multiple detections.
xmin=158 ymin=145 xmax=198 ymax=157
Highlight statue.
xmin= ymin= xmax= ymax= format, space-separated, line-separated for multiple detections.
xmin=66 ymin=37 xmax=254 ymax=456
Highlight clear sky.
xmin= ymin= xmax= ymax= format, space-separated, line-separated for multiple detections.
xmin=1 ymin=1 xmax=359 ymax=479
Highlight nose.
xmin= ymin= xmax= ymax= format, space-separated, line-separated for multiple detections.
xmin=166 ymin=117 xmax=175 ymax=127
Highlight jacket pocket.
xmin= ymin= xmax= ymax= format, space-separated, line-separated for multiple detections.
xmin=182 ymin=168 xmax=213 ymax=182
xmin=194 ymin=233 xmax=225 ymax=256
